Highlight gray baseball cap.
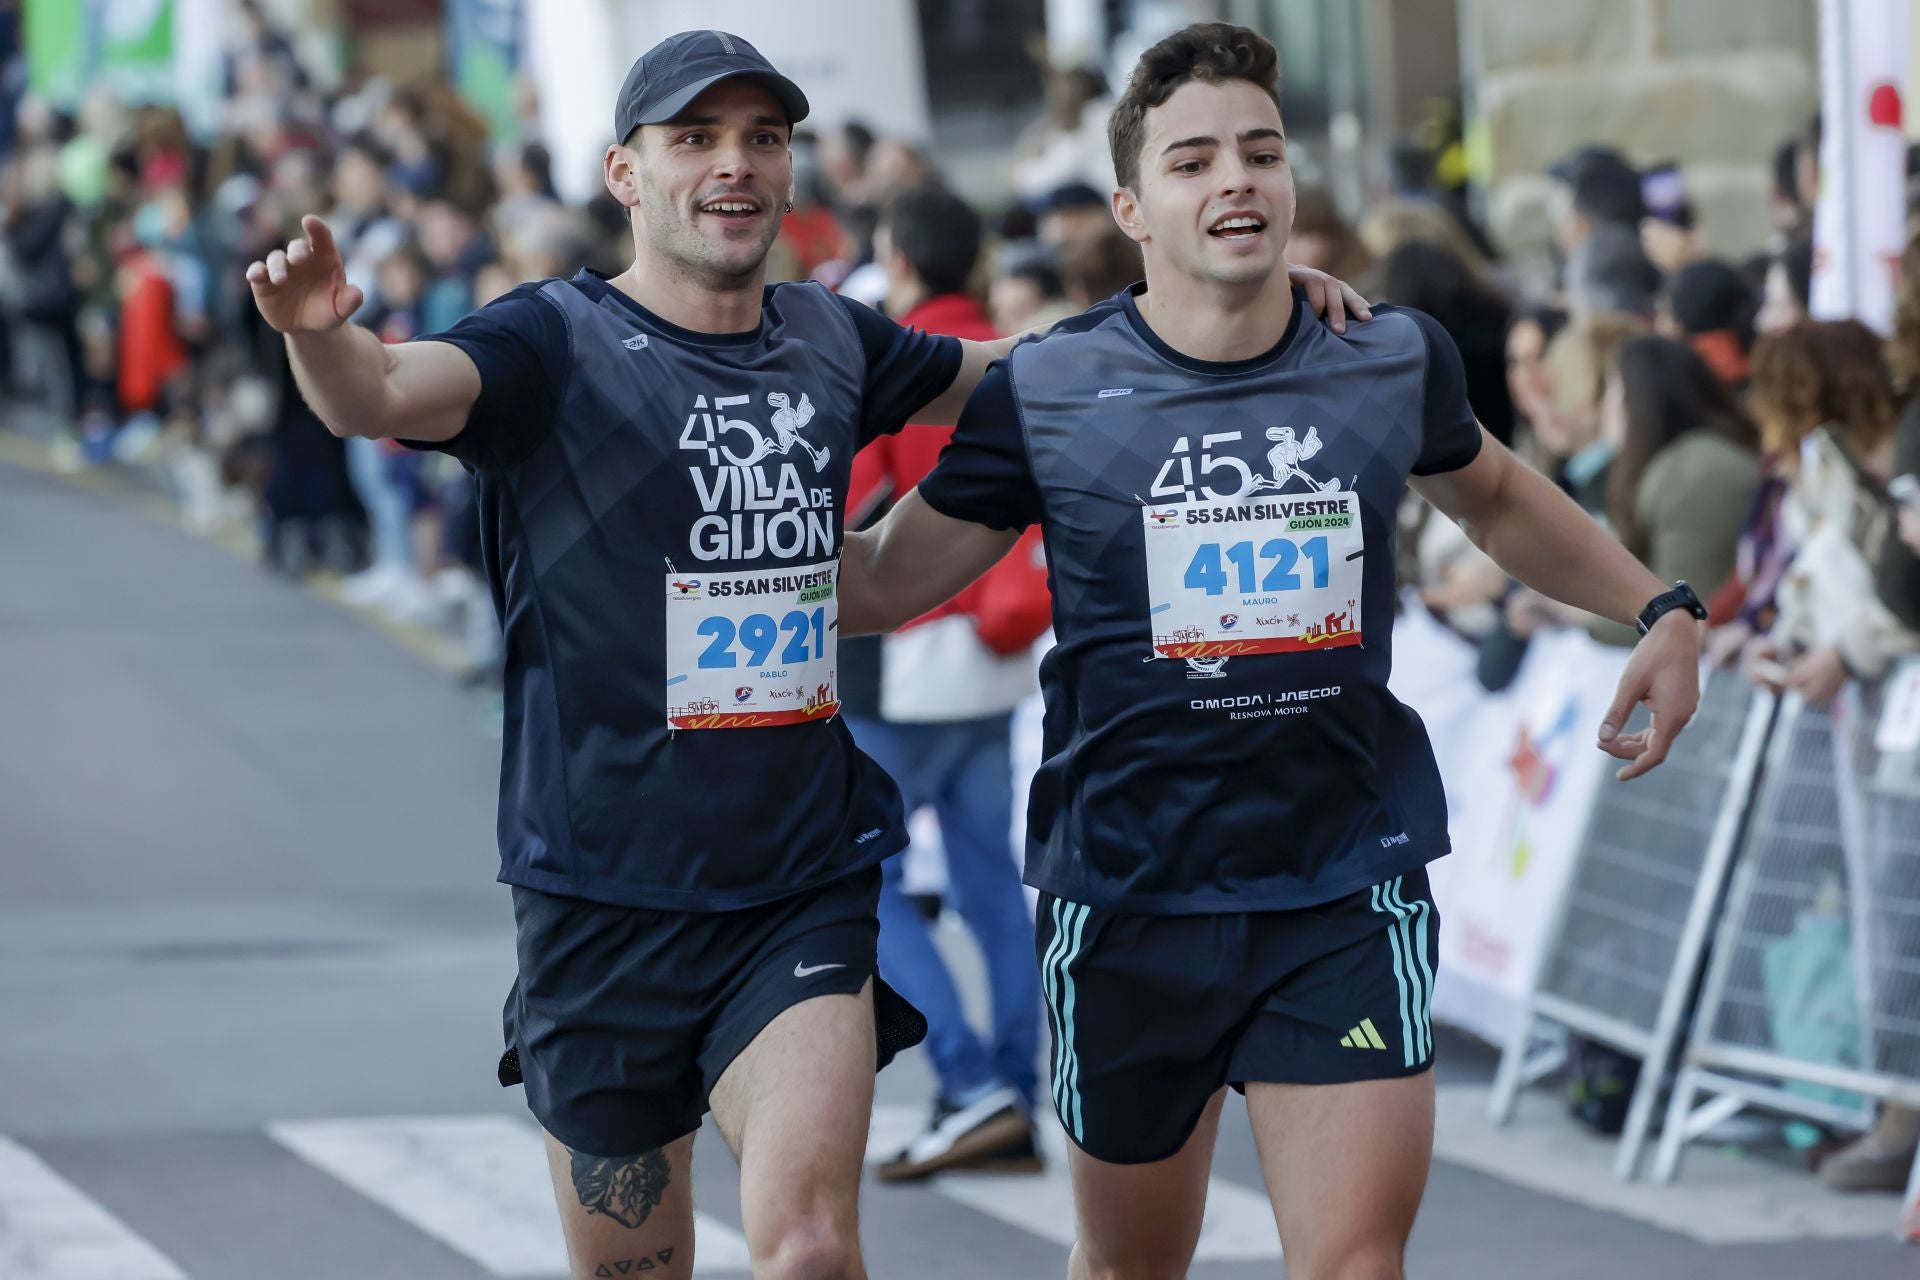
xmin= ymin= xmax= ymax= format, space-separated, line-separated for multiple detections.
xmin=614 ymin=30 xmax=809 ymax=142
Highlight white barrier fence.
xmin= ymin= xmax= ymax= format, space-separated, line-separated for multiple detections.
xmin=1392 ymin=607 xmax=1920 ymax=1237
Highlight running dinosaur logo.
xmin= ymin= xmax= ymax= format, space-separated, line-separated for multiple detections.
xmin=733 ymin=390 xmax=828 ymax=471
xmin=1253 ymin=425 xmax=1343 ymax=493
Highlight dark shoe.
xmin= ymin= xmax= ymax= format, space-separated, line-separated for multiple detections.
xmin=966 ymin=1127 xmax=1045 ymax=1175
xmin=876 ymin=1087 xmax=1037 ymax=1182
xmin=1818 ymin=1108 xmax=1920 ymax=1193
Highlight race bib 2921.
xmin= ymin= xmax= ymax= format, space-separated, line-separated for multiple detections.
xmin=665 ymin=560 xmax=839 ymax=729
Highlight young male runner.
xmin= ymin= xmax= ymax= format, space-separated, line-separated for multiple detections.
xmin=245 ymin=27 xmax=1368 ymax=1280
xmin=840 ymin=23 xmax=1705 ymax=1280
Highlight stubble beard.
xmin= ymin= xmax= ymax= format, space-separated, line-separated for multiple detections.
xmin=638 ymin=175 xmax=776 ymax=291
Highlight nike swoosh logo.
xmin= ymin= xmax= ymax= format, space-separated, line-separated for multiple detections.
xmin=793 ymin=961 xmax=847 ymax=978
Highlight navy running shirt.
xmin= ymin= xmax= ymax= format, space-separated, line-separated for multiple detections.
xmin=917 ymin=286 xmax=1483 ymax=914
xmin=410 ymin=272 xmax=961 ymax=910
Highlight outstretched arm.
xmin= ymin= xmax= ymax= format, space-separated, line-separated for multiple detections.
xmin=247 ymin=214 xmax=480 ymax=442
xmin=840 ymin=490 xmax=1020 ymax=636
xmin=1413 ymin=432 xmax=1702 ymax=779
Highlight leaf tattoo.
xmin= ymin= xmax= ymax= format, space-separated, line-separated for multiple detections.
xmin=571 ymin=1148 xmax=671 ymax=1230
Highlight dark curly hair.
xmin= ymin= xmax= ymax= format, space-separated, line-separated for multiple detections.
xmin=1749 ymin=319 xmax=1898 ymax=460
xmin=1107 ymin=23 xmax=1282 ymax=191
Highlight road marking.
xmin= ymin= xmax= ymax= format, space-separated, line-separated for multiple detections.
xmin=1435 ymin=1084 xmax=1896 ymax=1243
xmin=866 ymin=1104 xmax=1281 ymax=1261
xmin=270 ymin=1116 xmax=752 ymax=1275
xmin=0 ymin=1135 xmax=186 ymax=1280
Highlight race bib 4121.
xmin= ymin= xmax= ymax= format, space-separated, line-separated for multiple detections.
xmin=1142 ymin=494 xmax=1365 ymax=659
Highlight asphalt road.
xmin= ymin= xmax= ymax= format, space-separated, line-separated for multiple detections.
xmin=3 ymin=456 xmax=1913 ymax=1279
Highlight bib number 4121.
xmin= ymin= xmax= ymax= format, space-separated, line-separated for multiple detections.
xmin=1183 ymin=537 xmax=1330 ymax=595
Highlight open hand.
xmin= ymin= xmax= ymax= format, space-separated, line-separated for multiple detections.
xmin=1784 ymin=644 xmax=1849 ymax=707
xmin=245 ymin=214 xmax=364 ymax=334
xmin=1286 ymin=265 xmax=1372 ymax=335
xmin=1597 ymin=611 xmax=1701 ymax=780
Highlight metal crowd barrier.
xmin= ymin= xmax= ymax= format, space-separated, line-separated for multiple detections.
xmin=1489 ymin=667 xmax=1775 ymax=1179
xmin=1657 ymin=666 xmax=1920 ymax=1206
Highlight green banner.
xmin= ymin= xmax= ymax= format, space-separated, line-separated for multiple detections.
xmin=447 ymin=0 xmax=524 ymax=141
xmin=99 ymin=0 xmax=176 ymax=103
xmin=24 ymin=0 xmax=88 ymax=106
xmin=26 ymin=0 xmax=176 ymax=107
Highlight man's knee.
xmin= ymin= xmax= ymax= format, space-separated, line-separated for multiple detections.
xmin=1290 ymin=1242 xmax=1405 ymax=1280
xmin=756 ymin=1214 xmax=861 ymax=1280
xmin=1068 ymin=1240 xmax=1194 ymax=1280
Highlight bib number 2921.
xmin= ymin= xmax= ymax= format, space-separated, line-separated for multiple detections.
xmin=665 ymin=561 xmax=839 ymax=729
xmin=695 ymin=608 xmax=828 ymax=668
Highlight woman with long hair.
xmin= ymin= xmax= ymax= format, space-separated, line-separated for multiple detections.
xmin=1603 ymin=336 xmax=1761 ymax=578
xmin=1741 ymin=319 xmax=1911 ymax=701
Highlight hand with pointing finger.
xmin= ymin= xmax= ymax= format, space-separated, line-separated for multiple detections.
xmin=1596 ymin=610 xmax=1702 ymax=781
xmin=245 ymin=214 xmax=364 ymax=334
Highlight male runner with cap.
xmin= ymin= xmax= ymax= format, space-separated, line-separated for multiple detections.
xmin=245 ymin=26 xmax=1370 ymax=1280
xmin=840 ymin=23 xmax=1704 ymax=1280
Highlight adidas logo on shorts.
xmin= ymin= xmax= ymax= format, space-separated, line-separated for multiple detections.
xmin=1339 ymin=1017 xmax=1388 ymax=1050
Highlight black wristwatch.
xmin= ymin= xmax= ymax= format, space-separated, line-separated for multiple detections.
xmin=1635 ymin=580 xmax=1708 ymax=636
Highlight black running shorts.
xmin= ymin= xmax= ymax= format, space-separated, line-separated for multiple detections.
xmin=501 ymin=866 xmax=926 ymax=1156
xmin=1035 ymin=868 xmax=1439 ymax=1165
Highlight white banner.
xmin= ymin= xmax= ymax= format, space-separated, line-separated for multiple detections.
xmin=1390 ymin=601 xmax=1630 ymax=1046
xmin=1812 ymin=0 xmax=1910 ymax=334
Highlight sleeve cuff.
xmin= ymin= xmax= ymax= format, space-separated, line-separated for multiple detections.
xmin=1411 ymin=427 xmax=1484 ymax=477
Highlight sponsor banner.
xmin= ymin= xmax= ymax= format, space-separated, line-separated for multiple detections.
xmin=670 ymin=705 xmax=838 ymax=730
xmin=1389 ymin=599 xmax=1628 ymax=1045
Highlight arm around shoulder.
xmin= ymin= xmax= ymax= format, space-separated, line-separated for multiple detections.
xmin=840 ymin=490 xmax=1020 ymax=636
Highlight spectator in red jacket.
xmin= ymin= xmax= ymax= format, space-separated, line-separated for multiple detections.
xmin=844 ymin=185 xmax=1051 ymax=1180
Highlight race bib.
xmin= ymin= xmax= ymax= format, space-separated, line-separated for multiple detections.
xmin=1142 ymin=493 xmax=1365 ymax=658
xmin=665 ymin=560 xmax=839 ymax=729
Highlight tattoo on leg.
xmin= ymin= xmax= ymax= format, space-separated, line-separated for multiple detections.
xmin=570 ymin=1148 xmax=671 ymax=1230
xmin=591 ymin=1250 xmax=677 ymax=1275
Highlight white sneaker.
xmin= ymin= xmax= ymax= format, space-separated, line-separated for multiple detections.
xmin=340 ymin=563 xmax=405 ymax=607
xmin=876 ymin=1086 xmax=1040 ymax=1182
xmin=379 ymin=574 xmax=447 ymax=627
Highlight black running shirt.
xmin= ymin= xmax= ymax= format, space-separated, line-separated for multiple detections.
xmin=409 ymin=272 xmax=960 ymax=910
xmin=917 ymin=286 xmax=1482 ymax=913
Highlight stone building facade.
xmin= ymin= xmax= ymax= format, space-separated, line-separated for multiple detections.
xmin=1460 ymin=0 xmax=1819 ymax=283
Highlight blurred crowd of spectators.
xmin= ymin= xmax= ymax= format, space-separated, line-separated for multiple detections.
xmin=1340 ymin=123 xmax=1920 ymax=1193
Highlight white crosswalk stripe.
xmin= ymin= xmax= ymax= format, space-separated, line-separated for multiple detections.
xmin=865 ymin=1104 xmax=1282 ymax=1262
xmin=0 ymin=1109 xmax=1282 ymax=1279
xmin=268 ymin=1115 xmax=754 ymax=1276
xmin=0 ymin=1135 xmax=187 ymax=1280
